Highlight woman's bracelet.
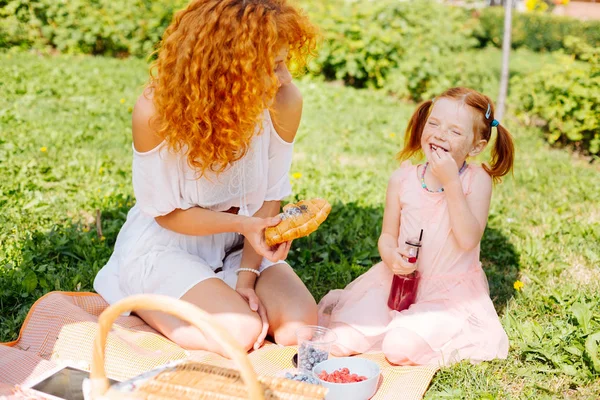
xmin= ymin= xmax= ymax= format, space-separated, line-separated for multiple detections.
xmin=236 ymin=268 xmax=261 ymax=277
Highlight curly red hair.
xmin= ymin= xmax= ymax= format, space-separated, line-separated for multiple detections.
xmin=149 ymin=0 xmax=317 ymax=175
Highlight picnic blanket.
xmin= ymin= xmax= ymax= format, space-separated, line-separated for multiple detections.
xmin=0 ymin=292 xmax=438 ymax=399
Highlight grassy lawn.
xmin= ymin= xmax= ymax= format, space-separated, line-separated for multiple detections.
xmin=1 ymin=52 xmax=599 ymax=398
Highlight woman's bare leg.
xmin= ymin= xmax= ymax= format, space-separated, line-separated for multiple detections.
xmin=255 ymin=263 xmax=318 ymax=346
xmin=136 ymin=278 xmax=262 ymax=357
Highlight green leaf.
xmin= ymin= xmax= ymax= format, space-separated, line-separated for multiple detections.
xmin=560 ymin=364 xmax=579 ymax=376
xmin=564 ymin=345 xmax=583 ymax=357
xmin=22 ymin=270 xmax=38 ymax=294
xmin=584 ymin=331 xmax=600 ymax=373
xmin=571 ymin=302 xmax=592 ymax=334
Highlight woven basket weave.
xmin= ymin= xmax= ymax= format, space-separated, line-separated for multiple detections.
xmin=89 ymin=294 xmax=327 ymax=399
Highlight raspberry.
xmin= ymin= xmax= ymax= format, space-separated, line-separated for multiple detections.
xmin=318 ymin=367 xmax=367 ymax=383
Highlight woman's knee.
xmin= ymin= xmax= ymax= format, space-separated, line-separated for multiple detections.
xmin=273 ymin=320 xmax=312 ymax=347
xmin=272 ymin=302 xmax=318 ymax=346
xmin=166 ymin=325 xmax=207 ymax=351
xmin=217 ymin=312 xmax=263 ymax=351
xmin=382 ymin=328 xmax=430 ymax=365
xmin=169 ymin=311 xmax=262 ymax=353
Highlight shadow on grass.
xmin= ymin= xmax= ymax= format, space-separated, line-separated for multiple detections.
xmin=0 ymin=200 xmax=131 ymax=343
xmin=480 ymin=223 xmax=520 ymax=315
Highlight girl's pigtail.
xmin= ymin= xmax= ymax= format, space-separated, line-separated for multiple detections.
xmin=483 ymin=123 xmax=515 ymax=182
xmin=397 ymin=99 xmax=433 ymax=161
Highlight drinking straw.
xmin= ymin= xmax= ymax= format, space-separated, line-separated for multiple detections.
xmin=416 ymin=229 xmax=423 ymax=258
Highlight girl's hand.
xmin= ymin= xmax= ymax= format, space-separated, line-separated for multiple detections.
xmin=382 ymin=246 xmax=416 ymax=275
xmin=240 ymin=216 xmax=291 ymax=262
xmin=236 ymin=287 xmax=269 ymax=350
xmin=428 ymin=147 xmax=461 ymax=188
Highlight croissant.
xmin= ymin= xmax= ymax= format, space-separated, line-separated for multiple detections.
xmin=265 ymin=198 xmax=331 ymax=246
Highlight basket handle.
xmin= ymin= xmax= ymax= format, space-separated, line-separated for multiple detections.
xmin=90 ymin=294 xmax=265 ymax=400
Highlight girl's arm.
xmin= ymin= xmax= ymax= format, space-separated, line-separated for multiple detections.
xmin=442 ymin=170 xmax=492 ymax=251
xmin=429 ymin=148 xmax=492 ymax=250
xmin=378 ymin=169 xmax=415 ymax=274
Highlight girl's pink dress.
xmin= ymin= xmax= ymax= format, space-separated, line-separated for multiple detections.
xmin=317 ymin=161 xmax=509 ymax=366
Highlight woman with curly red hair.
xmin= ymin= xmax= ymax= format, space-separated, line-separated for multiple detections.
xmin=94 ymin=0 xmax=318 ymax=356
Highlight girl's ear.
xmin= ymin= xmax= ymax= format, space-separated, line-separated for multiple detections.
xmin=468 ymin=139 xmax=488 ymax=157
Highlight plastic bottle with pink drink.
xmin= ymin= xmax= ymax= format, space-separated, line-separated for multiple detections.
xmin=387 ymin=229 xmax=423 ymax=312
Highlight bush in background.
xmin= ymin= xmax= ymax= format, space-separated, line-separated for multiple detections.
xmin=384 ymin=49 xmax=498 ymax=102
xmin=302 ymin=0 xmax=479 ymax=88
xmin=511 ymin=38 xmax=600 ymax=156
xmin=474 ymin=6 xmax=600 ymax=55
xmin=2 ymin=0 xmax=598 ymax=157
xmin=383 ymin=45 xmax=566 ymax=103
xmin=0 ymin=0 xmax=187 ymax=57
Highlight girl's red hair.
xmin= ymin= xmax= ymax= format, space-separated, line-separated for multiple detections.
xmin=398 ymin=87 xmax=515 ymax=182
xmin=149 ymin=0 xmax=317 ymax=175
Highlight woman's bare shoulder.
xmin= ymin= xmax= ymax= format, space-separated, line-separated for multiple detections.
xmin=132 ymin=88 xmax=163 ymax=153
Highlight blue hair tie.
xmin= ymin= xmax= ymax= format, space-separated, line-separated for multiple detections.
xmin=491 ymin=119 xmax=499 ymax=127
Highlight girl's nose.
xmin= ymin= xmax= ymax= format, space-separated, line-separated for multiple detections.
xmin=433 ymin=128 xmax=447 ymax=141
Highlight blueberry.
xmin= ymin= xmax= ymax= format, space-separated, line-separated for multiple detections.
xmin=284 ymin=372 xmax=321 ymax=386
xmin=298 ymin=344 xmax=330 ymax=372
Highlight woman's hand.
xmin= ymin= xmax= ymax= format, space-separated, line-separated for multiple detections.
xmin=236 ymin=287 xmax=269 ymax=350
xmin=381 ymin=245 xmax=416 ymax=275
xmin=240 ymin=216 xmax=292 ymax=262
xmin=428 ymin=147 xmax=461 ymax=188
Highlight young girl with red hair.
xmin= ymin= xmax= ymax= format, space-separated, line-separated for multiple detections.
xmin=318 ymin=87 xmax=515 ymax=366
xmin=94 ymin=0 xmax=318 ymax=356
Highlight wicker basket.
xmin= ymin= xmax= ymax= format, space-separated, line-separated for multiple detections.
xmin=89 ymin=294 xmax=328 ymax=399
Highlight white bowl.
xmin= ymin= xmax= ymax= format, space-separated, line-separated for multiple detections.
xmin=312 ymin=357 xmax=381 ymax=400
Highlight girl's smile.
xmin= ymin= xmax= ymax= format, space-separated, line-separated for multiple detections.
xmin=421 ymin=97 xmax=485 ymax=168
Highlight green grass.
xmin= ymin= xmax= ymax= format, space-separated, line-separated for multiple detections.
xmin=1 ymin=52 xmax=599 ymax=398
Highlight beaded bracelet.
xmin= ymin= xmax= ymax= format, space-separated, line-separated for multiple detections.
xmin=236 ymin=268 xmax=261 ymax=277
